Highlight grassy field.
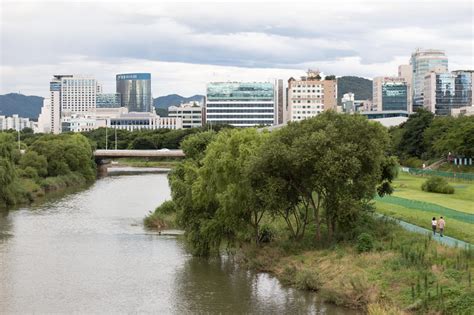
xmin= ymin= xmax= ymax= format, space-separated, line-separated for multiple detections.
xmin=240 ymin=217 xmax=474 ymax=314
xmin=375 ymin=172 xmax=474 ymax=243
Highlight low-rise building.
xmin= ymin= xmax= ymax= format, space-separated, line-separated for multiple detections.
xmin=288 ymin=70 xmax=337 ymax=121
xmin=109 ymin=112 xmax=182 ymax=131
xmin=0 ymin=114 xmax=35 ymax=131
xmin=168 ymin=102 xmax=203 ymax=128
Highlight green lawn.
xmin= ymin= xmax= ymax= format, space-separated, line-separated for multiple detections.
xmin=376 ymin=172 xmax=474 ymax=243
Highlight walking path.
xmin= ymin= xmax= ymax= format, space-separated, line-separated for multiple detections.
xmin=376 ymin=213 xmax=472 ymax=248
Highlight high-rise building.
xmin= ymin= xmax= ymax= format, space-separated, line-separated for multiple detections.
xmin=275 ymin=79 xmax=286 ymax=124
xmin=287 ymin=70 xmax=337 ymax=121
xmin=410 ymin=49 xmax=448 ymax=110
xmin=373 ymin=77 xmax=408 ymax=111
xmin=424 ymin=70 xmax=473 ymax=116
xmin=205 ymin=82 xmax=275 ymax=127
xmin=168 ymin=102 xmax=203 ymax=129
xmin=116 ymin=73 xmax=152 ymax=112
xmin=44 ymin=75 xmax=98 ymax=134
xmin=97 ymin=93 xmax=121 ymax=108
xmin=398 ymin=64 xmax=413 ymax=112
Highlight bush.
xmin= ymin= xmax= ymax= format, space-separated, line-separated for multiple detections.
xmin=402 ymin=157 xmax=424 ymax=168
xmin=421 ymin=176 xmax=454 ymax=194
xmin=258 ymin=224 xmax=275 ymax=243
xmin=295 ymin=269 xmax=322 ymax=291
xmin=357 ymin=233 xmax=374 ymax=253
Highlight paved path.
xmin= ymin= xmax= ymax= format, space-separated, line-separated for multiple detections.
xmin=376 ymin=214 xmax=472 ymax=248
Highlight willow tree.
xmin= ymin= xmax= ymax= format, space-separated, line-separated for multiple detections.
xmin=0 ymin=133 xmax=20 ymax=206
xmin=249 ymin=111 xmax=396 ymax=241
xmin=194 ymin=128 xmax=269 ymax=247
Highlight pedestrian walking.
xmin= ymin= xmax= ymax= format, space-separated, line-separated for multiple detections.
xmin=432 ymin=217 xmax=437 ymax=235
xmin=438 ymin=217 xmax=446 ymax=237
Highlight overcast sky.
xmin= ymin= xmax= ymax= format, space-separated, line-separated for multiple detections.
xmin=1 ymin=0 xmax=473 ymax=97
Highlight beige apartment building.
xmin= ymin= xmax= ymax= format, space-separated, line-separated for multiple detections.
xmin=288 ymin=70 xmax=337 ymax=121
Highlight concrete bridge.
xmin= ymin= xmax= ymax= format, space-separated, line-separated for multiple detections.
xmin=94 ymin=149 xmax=185 ymax=159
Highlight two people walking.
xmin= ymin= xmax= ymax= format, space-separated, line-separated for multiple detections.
xmin=431 ymin=216 xmax=446 ymax=237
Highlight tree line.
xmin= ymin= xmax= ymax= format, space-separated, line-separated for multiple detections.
xmin=163 ymin=111 xmax=398 ymax=256
xmin=82 ymin=124 xmax=232 ymax=150
xmin=0 ymin=131 xmax=95 ymax=207
xmin=389 ymin=109 xmax=474 ymax=167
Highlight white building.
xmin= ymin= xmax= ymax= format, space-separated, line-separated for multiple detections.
xmin=287 ymin=70 xmax=337 ymax=121
xmin=168 ymin=102 xmax=203 ymax=128
xmin=61 ymin=113 xmax=97 ymax=133
xmin=0 ymin=115 xmax=35 ymax=131
xmin=108 ymin=112 xmax=182 ymax=131
xmin=42 ymin=75 xmax=99 ymax=134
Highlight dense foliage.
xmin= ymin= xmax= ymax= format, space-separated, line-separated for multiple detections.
xmin=390 ymin=109 xmax=474 ymax=164
xmin=421 ymin=176 xmax=455 ymax=194
xmin=82 ymin=124 xmax=232 ymax=150
xmin=167 ymin=112 xmax=397 ymax=256
xmin=0 ymin=132 xmax=96 ymax=207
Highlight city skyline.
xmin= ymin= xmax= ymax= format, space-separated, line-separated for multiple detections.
xmin=1 ymin=0 xmax=473 ymax=97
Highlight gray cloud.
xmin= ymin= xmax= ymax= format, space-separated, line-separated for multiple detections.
xmin=0 ymin=0 xmax=472 ymax=96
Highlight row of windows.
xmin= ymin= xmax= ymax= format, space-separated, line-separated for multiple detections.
xmin=293 ymin=111 xmax=322 ymax=115
xmin=207 ymin=109 xmax=274 ymax=113
xmin=292 ymin=90 xmax=323 ymax=93
xmin=207 ymin=115 xmax=274 ymax=119
xmin=292 ymin=105 xmax=324 ymax=109
xmin=209 ymin=120 xmax=273 ymax=125
xmin=291 ymin=100 xmax=323 ymax=104
xmin=206 ymin=103 xmax=274 ymax=108
xmin=293 ymin=84 xmax=323 ymax=88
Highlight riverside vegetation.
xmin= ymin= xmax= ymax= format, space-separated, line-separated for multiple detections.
xmin=0 ymin=131 xmax=96 ymax=207
xmin=146 ymin=111 xmax=473 ymax=314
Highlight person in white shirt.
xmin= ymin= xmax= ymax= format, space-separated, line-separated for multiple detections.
xmin=431 ymin=217 xmax=437 ymax=235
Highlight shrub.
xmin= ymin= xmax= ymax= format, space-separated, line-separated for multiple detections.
xmin=258 ymin=224 xmax=275 ymax=243
xmin=295 ymin=269 xmax=322 ymax=291
xmin=357 ymin=233 xmax=374 ymax=253
xmin=421 ymin=176 xmax=454 ymax=194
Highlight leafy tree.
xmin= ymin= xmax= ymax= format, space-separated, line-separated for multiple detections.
xmin=180 ymin=131 xmax=216 ymax=161
xmin=0 ymin=133 xmax=20 ymax=206
xmin=19 ymin=151 xmax=48 ymax=177
xmin=429 ymin=115 xmax=474 ymax=158
xmin=398 ymin=109 xmax=434 ymax=159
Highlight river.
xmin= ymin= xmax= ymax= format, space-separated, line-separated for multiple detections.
xmin=0 ymin=174 xmax=356 ymax=314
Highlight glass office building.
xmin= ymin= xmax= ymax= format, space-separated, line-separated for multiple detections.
xmin=431 ymin=71 xmax=472 ymax=116
xmin=410 ymin=49 xmax=448 ymax=110
xmin=205 ymin=82 xmax=275 ymax=127
xmin=381 ymin=82 xmax=408 ymax=111
xmin=96 ymin=93 xmax=121 ymax=108
xmin=116 ymin=73 xmax=152 ymax=112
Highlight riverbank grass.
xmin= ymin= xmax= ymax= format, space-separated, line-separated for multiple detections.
xmin=238 ymin=216 xmax=474 ymax=314
xmin=117 ymin=158 xmax=181 ymax=169
xmin=144 ymin=200 xmax=177 ymax=229
xmin=375 ymin=172 xmax=474 ymax=243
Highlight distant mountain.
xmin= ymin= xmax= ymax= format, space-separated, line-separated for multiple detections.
xmin=337 ymin=76 xmax=373 ymax=104
xmin=153 ymin=94 xmax=204 ymax=109
xmin=0 ymin=93 xmax=44 ymax=119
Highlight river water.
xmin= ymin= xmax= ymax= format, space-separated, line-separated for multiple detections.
xmin=0 ymin=174 xmax=355 ymax=314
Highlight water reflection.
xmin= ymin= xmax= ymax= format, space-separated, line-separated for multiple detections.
xmin=0 ymin=174 xmax=355 ymax=314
